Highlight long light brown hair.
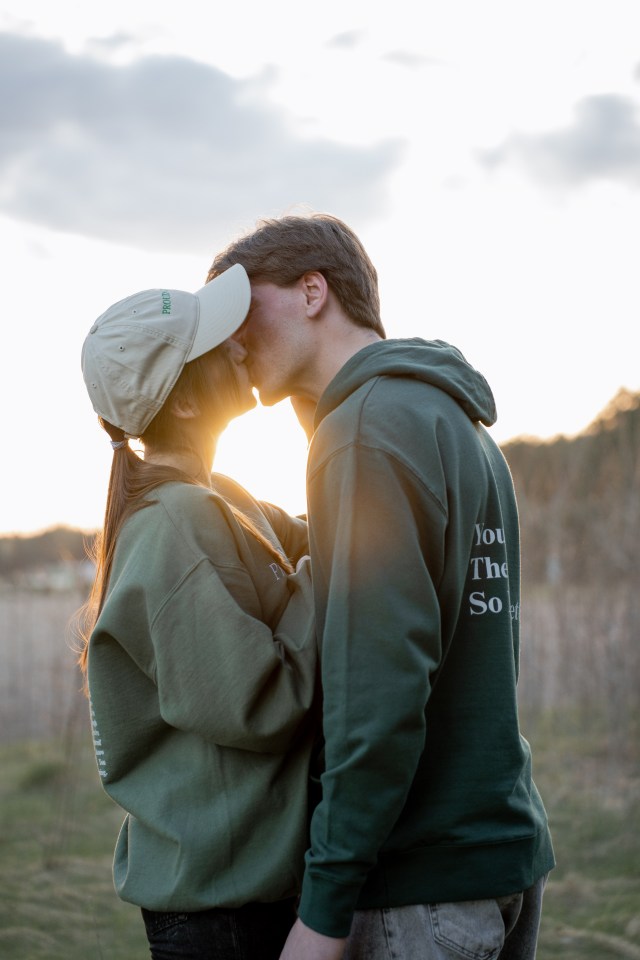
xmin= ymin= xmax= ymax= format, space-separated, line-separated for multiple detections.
xmin=78 ymin=343 xmax=293 ymax=680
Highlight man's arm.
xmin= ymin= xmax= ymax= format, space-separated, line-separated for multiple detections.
xmin=297 ymin=440 xmax=446 ymax=936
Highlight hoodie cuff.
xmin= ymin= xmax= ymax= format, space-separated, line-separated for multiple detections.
xmin=297 ymin=873 xmax=361 ymax=939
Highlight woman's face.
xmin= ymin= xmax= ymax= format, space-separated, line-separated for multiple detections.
xmin=216 ymin=338 xmax=257 ymax=421
xmin=174 ymin=338 xmax=257 ymax=441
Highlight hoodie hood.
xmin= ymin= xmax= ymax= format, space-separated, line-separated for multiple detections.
xmin=316 ymin=338 xmax=497 ymax=429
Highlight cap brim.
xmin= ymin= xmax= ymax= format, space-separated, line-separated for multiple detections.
xmin=187 ymin=263 xmax=251 ymax=362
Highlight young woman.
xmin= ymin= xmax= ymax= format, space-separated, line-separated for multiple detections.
xmin=79 ymin=265 xmax=318 ymax=960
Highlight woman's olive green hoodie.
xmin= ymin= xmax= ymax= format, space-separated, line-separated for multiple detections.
xmin=87 ymin=474 xmax=318 ymax=912
xmin=297 ymin=339 xmax=555 ymax=938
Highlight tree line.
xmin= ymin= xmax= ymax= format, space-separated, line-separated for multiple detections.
xmin=503 ymin=387 xmax=640 ymax=588
xmin=0 ymin=525 xmax=94 ymax=579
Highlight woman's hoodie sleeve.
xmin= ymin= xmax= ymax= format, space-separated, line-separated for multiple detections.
xmin=151 ymin=556 xmax=316 ymax=752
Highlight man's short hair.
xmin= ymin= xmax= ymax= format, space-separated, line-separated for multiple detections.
xmin=207 ymin=213 xmax=386 ymax=337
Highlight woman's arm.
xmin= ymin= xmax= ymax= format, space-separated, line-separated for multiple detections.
xmin=152 ymin=556 xmax=317 ymax=752
xmin=259 ymin=501 xmax=308 ymax=563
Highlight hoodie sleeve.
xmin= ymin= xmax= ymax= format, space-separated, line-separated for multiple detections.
xmin=298 ymin=439 xmax=447 ymax=937
xmin=259 ymin=500 xmax=309 ymax=564
xmin=151 ymin=557 xmax=317 ymax=752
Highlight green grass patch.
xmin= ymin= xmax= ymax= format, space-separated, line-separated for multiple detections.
xmin=524 ymin=712 xmax=640 ymax=959
xmin=0 ymin=733 xmax=147 ymax=959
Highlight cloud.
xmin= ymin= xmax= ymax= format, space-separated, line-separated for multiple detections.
xmin=84 ymin=31 xmax=141 ymax=55
xmin=0 ymin=32 xmax=402 ymax=252
xmin=478 ymin=94 xmax=640 ymax=190
xmin=326 ymin=30 xmax=364 ymax=49
xmin=382 ymin=50 xmax=440 ymax=69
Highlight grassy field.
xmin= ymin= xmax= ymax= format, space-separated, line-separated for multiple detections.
xmin=0 ymin=717 xmax=638 ymax=959
xmin=0 ymin=732 xmax=147 ymax=959
xmin=525 ymin=713 xmax=640 ymax=960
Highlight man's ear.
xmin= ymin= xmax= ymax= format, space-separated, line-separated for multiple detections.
xmin=301 ymin=271 xmax=328 ymax=318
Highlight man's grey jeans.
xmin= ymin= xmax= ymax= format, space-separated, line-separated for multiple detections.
xmin=343 ymin=875 xmax=548 ymax=960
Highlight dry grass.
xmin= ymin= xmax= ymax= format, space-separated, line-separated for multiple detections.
xmin=0 ymin=589 xmax=86 ymax=744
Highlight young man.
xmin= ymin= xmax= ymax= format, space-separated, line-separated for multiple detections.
xmin=207 ymin=214 xmax=555 ymax=960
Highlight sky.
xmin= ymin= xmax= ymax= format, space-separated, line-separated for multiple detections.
xmin=1 ymin=0 xmax=639 ymax=535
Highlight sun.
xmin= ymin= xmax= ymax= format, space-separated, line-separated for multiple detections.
xmin=214 ymin=399 xmax=309 ymax=517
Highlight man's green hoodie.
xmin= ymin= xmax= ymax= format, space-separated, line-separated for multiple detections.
xmin=297 ymin=338 xmax=555 ymax=938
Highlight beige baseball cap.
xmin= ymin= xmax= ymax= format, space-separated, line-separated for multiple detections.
xmin=81 ymin=264 xmax=250 ymax=438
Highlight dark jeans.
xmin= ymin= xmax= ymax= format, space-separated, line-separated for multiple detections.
xmin=141 ymin=898 xmax=297 ymax=960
